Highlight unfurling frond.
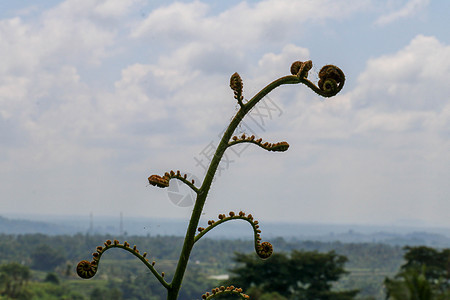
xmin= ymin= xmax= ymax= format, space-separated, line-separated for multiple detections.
xmin=201 ymin=285 xmax=249 ymax=299
xmin=229 ymin=134 xmax=289 ymax=152
xmin=148 ymin=170 xmax=199 ymax=193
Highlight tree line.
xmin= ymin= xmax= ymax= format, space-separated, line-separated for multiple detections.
xmin=1 ymin=233 xmax=448 ymax=299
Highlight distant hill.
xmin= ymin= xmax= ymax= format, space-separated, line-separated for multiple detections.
xmin=1 ymin=214 xmax=450 ymax=247
xmin=0 ymin=215 xmax=78 ymax=235
xmin=294 ymin=228 xmax=450 ymax=248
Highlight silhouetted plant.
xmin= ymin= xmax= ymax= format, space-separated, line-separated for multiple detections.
xmin=385 ymin=246 xmax=450 ymax=300
xmin=76 ymin=60 xmax=345 ymax=299
xmin=226 ymin=250 xmax=358 ymax=299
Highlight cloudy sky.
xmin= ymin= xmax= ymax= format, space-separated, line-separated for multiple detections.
xmin=1 ymin=0 xmax=449 ymax=228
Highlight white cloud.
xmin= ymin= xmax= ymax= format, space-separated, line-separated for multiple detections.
xmin=375 ymin=0 xmax=430 ymax=26
xmin=132 ymin=0 xmax=369 ymax=48
xmin=1 ymin=0 xmax=449 ymax=227
xmin=0 ymin=0 xmax=145 ymax=173
xmin=93 ymin=0 xmax=144 ymax=18
xmin=286 ymin=33 xmax=450 ymax=146
xmin=352 ymin=35 xmax=450 ymax=115
xmin=0 ymin=0 xmax=142 ymax=75
xmin=270 ymin=34 xmax=450 ymax=225
xmin=257 ymin=44 xmax=310 ymax=75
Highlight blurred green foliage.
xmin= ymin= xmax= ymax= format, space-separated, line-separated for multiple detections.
xmin=0 ymin=233 xmax=415 ymax=299
xmin=385 ymin=246 xmax=450 ymax=300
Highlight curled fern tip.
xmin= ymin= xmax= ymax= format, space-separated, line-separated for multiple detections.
xmin=318 ymin=65 xmax=345 ymax=96
xmin=76 ymin=260 xmax=97 ymax=279
xmin=257 ymin=241 xmax=273 ymax=259
xmin=148 ymin=174 xmax=170 ymax=188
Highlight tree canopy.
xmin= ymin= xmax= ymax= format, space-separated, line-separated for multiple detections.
xmin=226 ymin=250 xmax=358 ymax=299
xmin=385 ymin=246 xmax=450 ymax=300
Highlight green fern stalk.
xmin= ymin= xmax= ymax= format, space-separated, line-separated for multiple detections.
xmin=76 ymin=61 xmax=345 ymax=300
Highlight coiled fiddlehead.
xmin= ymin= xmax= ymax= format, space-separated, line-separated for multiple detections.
xmin=148 ymin=170 xmax=199 ymax=193
xmin=290 ymin=61 xmax=345 ymax=97
xmin=290 ymin=60 xmax=312 ymax=79
xmin=76 ymin=260 xmax=97 ymax=279
xmin=230 ymin=72 xmax=244 ymax=107
xmin=318 ymin=64 xmax=345 ymax=95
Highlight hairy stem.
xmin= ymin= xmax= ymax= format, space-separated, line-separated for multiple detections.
xmin=167 ymin=74 xmax=302 ymax=299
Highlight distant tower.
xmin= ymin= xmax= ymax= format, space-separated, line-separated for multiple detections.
xmin=119 ymin=212 xmax=124 ymax=236
xmin=89 ymin=212 xmax=94 ymax=233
